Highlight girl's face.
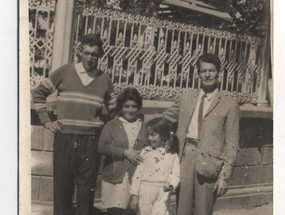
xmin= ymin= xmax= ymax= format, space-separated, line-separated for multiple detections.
xmin=121 ymin=99 xmax=139 ymax=122
xmin=147 ymin=126 xmax=164 ymax=148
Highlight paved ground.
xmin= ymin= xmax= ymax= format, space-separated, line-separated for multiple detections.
xmin=32 ymin=202 xmax=273 ymax=215
xmin=213 ymin=203 xmax=273 ymax=215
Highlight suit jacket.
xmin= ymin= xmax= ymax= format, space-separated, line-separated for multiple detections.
xmin=163 ymin=89 xmax=240 ymax=180
xmin=98 ymin=118 xmax=148 ymax=183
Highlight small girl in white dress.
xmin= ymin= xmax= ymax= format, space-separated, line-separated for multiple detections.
xmin=129 ymin=117 xmax=180 ymax=215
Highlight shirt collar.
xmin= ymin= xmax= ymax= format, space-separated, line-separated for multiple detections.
xmin=75 ymin=62 xmax=103 ymax=76
xmin=118 ymin=116 xmax=142 ymax=123
xmin=199 ymin=88 xmax=219 ymax=101
xmin=151 ymin=146 xmax=166 ymax=154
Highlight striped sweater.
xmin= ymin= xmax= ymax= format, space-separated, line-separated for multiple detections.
xmin=32 ymin=64 xmax=117 ymax=135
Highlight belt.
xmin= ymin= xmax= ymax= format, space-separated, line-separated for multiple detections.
xmin=185 ymin=137 xmax=199 ymax=146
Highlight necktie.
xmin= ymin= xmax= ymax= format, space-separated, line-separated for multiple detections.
xmin=198 ymin=94 xmax=207 ymax=138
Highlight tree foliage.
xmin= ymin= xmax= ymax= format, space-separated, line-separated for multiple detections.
xmin=80 ymin=0 xmax=265 ymax=35
xmin=227 ymin=0 xmax=264 ymax=35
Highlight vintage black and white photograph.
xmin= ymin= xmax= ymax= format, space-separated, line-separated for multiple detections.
xmin=23 ymin=0 xmax=275 ymax=214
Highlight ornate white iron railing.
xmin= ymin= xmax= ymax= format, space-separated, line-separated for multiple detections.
xmin=74 ymin=5 xmax=264 ymax=104
xmin=29 ymin=1 xmax=265 ymax=105
xmin=29 ymin=0 xmax=56 ymax=89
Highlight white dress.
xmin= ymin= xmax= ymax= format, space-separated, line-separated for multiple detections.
xmin=130 ymin=146 xmax=180 ymax=215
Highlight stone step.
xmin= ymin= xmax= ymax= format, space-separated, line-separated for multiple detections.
xmin=31 ymin=184 xmax=273 ymax=214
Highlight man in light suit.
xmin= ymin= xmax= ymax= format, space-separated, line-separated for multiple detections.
xmin=163 ymin=53 xmax=240 ymax=215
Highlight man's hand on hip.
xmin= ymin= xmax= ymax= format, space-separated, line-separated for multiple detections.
xmin=44 ymin=120 xmax=63 ymax=133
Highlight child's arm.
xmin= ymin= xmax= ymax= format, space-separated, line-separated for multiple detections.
xmin=129 ymin=150 xmax=146 ymax=211
xmin=163 ymin=184 xmax=174 ymax=192
xmin=166 ymin=154 xmax=180 ymax=191
xmin=129 ymin=195 xmax=139 ymax=212
xmin=130 ymin=149 xmax=146 ymax=196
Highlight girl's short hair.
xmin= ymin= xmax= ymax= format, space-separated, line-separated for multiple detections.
xmin=117 ymin=87 xmax=143 ymax=112
xmin=147 ymin=117 xmax=179 ymax=154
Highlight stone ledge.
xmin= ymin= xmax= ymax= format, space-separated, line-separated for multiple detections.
xmin=31 ymin=175 xmax=103 ymax=202
xmin=235 ymin=147 xmax=262 ymax=166
xmin=31 ymin=176 xmax=40 ymax=201
xmin=31 ymin=151 xmax=53 ymax=176
xmin=39 ymin=177 xmax=53 ymax=202
xmin=229 ymin=165 xmax=273 ymax=186
xmin=31 ymin=126 xmax=44 ymax=150
xmin=31 ymin=100 xmax=273 ymax=120
xmin=31 ymin=201 xmax=105 ymax=215
xmin=222 ymin=184 xmax=272 ymax=197
xmin=261 ymin=144 xmax=273 ymax=165
xmin=31 ymin=202 xmax=52 ymax=215
xmin=214 ymin=184 xmax=273 ymax=211
xmin=215 ymin=191 xmax=272 ymax=211
xmin=141 ymin=100 xmax=273 ymax=119
xmin=32 ymin=184 xmax=273 ymax=214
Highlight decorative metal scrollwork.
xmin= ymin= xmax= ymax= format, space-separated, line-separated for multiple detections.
xmin=72 ymin=4 xmax=265 ymax=105
xmin=29 ymin=0 xmax=56 ymax=89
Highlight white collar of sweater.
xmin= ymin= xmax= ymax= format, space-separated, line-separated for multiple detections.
xmin=75 ymin=63 xmax=94 ymax=86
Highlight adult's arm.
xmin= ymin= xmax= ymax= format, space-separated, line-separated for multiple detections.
xmin=162 ymin=99 xmax=180 ymax=124
xmin=167 ymin=154 xmax=180 ymax=190
xmin=219 ymin=102 xmax=240 ymax=180
xmin=32 ymin=66 xmax=65 ymax=125
xmin=104 ymin=78 xmax=117 ymax=118
xmin=98 ymin=121 xmax=143 ymax=164
xmin=98 ymin=122 xmax=125 ymax=159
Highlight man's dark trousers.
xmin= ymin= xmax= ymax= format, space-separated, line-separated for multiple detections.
xmin=53 ymin=133 xmax=101 ymax=215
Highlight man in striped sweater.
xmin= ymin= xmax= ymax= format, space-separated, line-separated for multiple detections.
xmin=32 ymin=34 xmax=117 ymax=215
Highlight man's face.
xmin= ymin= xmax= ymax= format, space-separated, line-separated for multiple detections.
xmin=80 ymin=45 xmax=100 ymax=72
xmin=198 ymin=62 xmax=219 ymax=93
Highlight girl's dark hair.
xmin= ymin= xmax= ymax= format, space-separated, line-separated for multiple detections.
xmin=117 ymin=88 xmax=143 ymax=114
xmin=147 ymin=117 xmax=179 ymax=154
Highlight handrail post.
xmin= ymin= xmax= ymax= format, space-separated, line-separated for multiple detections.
xmin=257 ymin=0 xmax=271 ymax=107
xmin=50 ymin=0 xmax=75 ymax=72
